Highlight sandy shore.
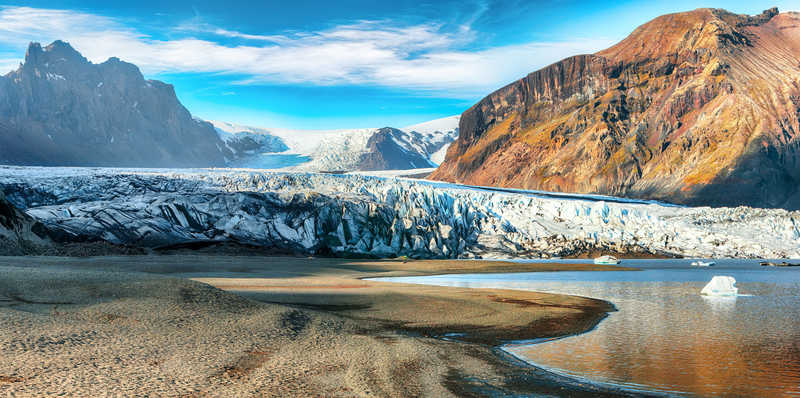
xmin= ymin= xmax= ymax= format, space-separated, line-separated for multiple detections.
xmin=0 ymin=256 xmax=645 ymax=397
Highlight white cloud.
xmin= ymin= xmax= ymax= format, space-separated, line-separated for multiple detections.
xmin=0 ymin=6 xmax=615 ymax=97
xmin=0 ymin=58 xmax=21 ymax=73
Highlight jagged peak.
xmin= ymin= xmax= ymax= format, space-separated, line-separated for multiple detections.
xmin=24 ymin=40 xmax=87 ymax=66
xmin=44 ymin=40 xmax=85 ymax=61
xmin=44 ymin=40 xmax=75 ymax=52
xmin=712 ymin=7 xmax=779 ymax=27
xmin=99 ymin=56 xmax=146 ymax=79
xmin=25 ymin=42 xmax=42 ymax=60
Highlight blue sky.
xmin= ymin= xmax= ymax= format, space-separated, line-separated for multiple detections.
xmin=0 ymin=0 xmax=795 ymax=129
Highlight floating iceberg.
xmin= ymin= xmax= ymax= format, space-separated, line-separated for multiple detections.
xmin=701 ymin=276 xmax=738 ymax=296
xmin=594 ymin=255 xmax=621 ymax=265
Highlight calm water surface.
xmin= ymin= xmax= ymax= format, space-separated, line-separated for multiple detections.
xmin=375 ymin=259 xmax=800 ymax=397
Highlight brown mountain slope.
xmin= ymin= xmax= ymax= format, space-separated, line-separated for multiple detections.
xmin=430 ymin=8 xmax=800 ymax=209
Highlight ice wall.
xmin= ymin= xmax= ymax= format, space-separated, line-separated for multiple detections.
xmin=1 ymin=167 xmax=798 ymax=259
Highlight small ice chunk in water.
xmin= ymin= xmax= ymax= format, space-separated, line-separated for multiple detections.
xmin=701 ymin=276 xmax=738 ymax=296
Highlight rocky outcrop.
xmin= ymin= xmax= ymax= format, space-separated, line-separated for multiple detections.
xmin=2 ymin=167 xmax=798 ymax=259
xmin=431 ymin=8 xmax=800 ymax=209
xmin=0 ymin=41 xmax=231 ymax=167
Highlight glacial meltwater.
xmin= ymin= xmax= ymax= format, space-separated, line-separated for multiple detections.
xmin=374 ymin=259 xmax=800 ymax=397
xmin=228 ymin=153 xmax=311 ymax=169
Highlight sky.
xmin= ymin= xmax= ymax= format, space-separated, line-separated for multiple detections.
xmin=0 ymin=0 xmax=795 ymax=129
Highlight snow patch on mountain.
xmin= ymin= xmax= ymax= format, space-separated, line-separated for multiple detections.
xmin=401 ymin=115 xmax=459 ymax=166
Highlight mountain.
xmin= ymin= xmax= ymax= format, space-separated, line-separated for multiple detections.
xmin=401 ymin=116 xmax=462 ymax=165
xmin=0 ymin=41 xmax=231 ymax=167
xmin=209 ymin=115 xmax=459 ymax=171
xmin=357 ymin=127 xmax=436 ymax=171
xmin=431 ymin=8 xmax=800 ymax=209
xmin=213 ymin=122 xmax=289 ymax=159
xmin=0 ymin=39 xmax=456 ymax=171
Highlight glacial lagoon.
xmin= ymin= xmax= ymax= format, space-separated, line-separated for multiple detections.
xmin=374 ymin=259 xmax=800 ymax=397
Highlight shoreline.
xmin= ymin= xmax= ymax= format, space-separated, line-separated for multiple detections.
xmin=0 ymin=255 xmax=649 ymax=396
xmin=495 ymin=345 xmax=673 ymax=398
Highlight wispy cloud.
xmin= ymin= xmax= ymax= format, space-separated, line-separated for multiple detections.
xmin=0 ymin=6 xmax=614 ymax=97
xmin=0 ymin=58 xmax=21 ymax=72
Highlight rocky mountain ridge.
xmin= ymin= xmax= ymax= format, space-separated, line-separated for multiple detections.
xmin=0 ymin=41 xmax=231 ymax=167
xmin=431 ymin=8 xmax=800 ymax=209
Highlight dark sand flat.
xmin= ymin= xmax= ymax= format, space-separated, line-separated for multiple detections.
xmin=0 ymin=256 xmax=644 ymax=397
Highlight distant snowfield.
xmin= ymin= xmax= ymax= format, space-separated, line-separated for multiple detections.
xmin=209 ymin=115 xmax=459 ymax=171
xmin=1 ymin=166 xmax=798 ymax=259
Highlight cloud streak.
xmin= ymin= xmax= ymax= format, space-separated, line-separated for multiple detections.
xmin=0 ymin=6 xmax=614 ymax=97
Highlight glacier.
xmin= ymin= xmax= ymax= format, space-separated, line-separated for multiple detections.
xmin=208 ymin=115 xmax=459 ymax=172
xmin=0 ymin=166 xmax=798 ymax=259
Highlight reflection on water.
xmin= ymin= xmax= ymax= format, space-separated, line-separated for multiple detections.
xmin=374 ymin=260 xmax=800 ymax=397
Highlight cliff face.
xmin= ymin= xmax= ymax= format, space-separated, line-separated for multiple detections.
xmin=431 ymin=8 xmax=800 ymax=209
xmin=0 ymin=41 xmax=231 ymax=167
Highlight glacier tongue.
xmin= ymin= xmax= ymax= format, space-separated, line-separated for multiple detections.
xmin=1 ymin=166 xmax=798 ymax=259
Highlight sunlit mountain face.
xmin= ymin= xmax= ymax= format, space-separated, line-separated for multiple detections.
xmin=431 ymin=8 xmax=800 ymax=209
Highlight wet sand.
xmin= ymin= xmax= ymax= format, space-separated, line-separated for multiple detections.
xmin=0 ymin=256 xmax=644 ymax=397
